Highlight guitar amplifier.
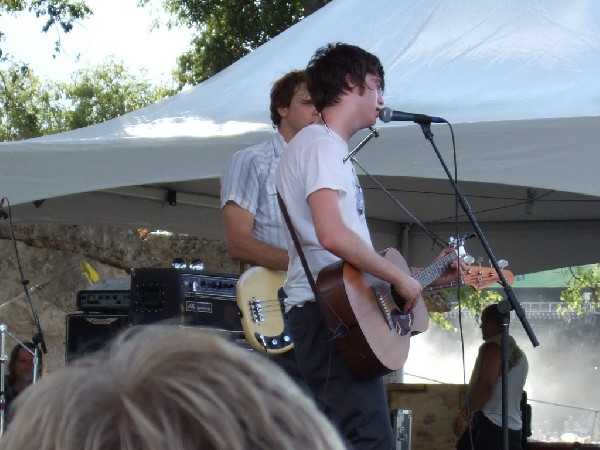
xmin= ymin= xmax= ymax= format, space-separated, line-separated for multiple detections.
xmin=77 ymin=289 xmax=131 ymax=312
xmin=130 ymin=268 xmax=241 ymax=332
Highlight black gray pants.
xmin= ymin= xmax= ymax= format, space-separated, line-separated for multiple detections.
xmin=288 ymin=301 xmax=394 ymax=450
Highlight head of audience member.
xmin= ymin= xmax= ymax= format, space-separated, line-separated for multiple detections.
xmin=1 ymin=326 xmax=346 ymax=450
xmin=8 ymin=342 xmax=41 ymax=391
xmin=270 ymin=70 xmax=321 ymax=142
xmin=306 ymin=42 xmax=385 ymax=113
xmin=480 ymin=303 xmax=505 ymax=339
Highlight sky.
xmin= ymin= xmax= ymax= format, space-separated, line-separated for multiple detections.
xmin=0 ymin=0 xmax=193 ymax=84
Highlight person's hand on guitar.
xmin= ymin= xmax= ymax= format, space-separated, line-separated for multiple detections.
xmin=430 ymin=247 xmax=466 ymax=288
xmin=392 ymin=271 xmax=423 ymax=315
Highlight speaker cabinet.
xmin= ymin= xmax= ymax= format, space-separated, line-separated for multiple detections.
xmin=65 ymin=313 xmax=129 ymax=363
xmin=183 ymin=295 xmax=242 ymax=331
xmin=130 ymin=268 xmax=185 ymax=325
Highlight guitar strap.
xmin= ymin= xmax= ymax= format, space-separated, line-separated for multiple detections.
xmin=276 ymin=192 xmax=343 ymax=334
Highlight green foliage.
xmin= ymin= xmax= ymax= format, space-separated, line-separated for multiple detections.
xmin=30 ymin=0 xmax=92 ymax=33
xmin=59 ymin=59 xmax=173 ymax=130
xmin=0 ymin=62 xmax=63 ymax=140
xmin=425 ymin=286 xmax=503 ymax=329
xmin=1 ymin=1 xmax=336 ymax=138
xmin=157 ymin=0 xmax=331 ymax=87
xmin=0 ymin=58 xmax=172 ymax=140
xmin=558 ymin=264 xmax=600 ymax=315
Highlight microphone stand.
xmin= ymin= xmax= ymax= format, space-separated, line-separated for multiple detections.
xmin=415 ymin=122 xmax=539 ymax=450
xmin=1 ymin=202 xmax=48 ymax=356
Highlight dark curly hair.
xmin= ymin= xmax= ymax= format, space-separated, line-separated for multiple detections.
xmin=306 ymin=42 xmax=385 ymax=112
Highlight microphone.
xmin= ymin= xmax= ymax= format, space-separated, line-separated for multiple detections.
xmin=378 ymin=107 xmax=446 ymax=124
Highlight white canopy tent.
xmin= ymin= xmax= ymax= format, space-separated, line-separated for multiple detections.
xmin=1 ymin=0 xmax=599 ymax=274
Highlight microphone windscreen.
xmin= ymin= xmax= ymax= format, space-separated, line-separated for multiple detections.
xmin=378 ymin=107 xmax=392 ymax=123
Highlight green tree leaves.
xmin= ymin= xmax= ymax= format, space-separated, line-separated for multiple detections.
xmin=60 ymin=59 xmax=172 ymax=130
xmin=559 ymin=265 xmax=600 ymax=315
xmin=161 ymin=0 xmax=329 ymax=87
xmin=0 ymin=58 xmax=171 ymax=140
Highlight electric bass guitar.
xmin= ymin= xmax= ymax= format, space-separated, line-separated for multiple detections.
xmin=236 ymin=267 xmax=292 ymax=354
xmin=315 ymin=248 xmax=512 ymax=380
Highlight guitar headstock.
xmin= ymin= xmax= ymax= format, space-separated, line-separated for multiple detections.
xmin=463 ymin=265 xmax=515 ymax=290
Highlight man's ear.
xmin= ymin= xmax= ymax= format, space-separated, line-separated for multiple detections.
xmin=277 ymin=105 xmax=288 ymax=119
xmin=345 ymin=73 xmax=357 ymax=89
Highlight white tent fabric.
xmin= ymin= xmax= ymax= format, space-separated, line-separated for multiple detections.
xmin=1 ymin=0 xmax=599 ymax=274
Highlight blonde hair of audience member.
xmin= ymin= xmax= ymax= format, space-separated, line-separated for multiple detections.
xmin=0 ymin=326 xmax=346 ymax=450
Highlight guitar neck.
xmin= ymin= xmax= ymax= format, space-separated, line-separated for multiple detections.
xmin=413 ymin=252 xmax=457 ymax=289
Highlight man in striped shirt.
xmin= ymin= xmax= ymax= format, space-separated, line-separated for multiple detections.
xmin=220 ymin=70 xmax=320 ymax=389
xmin=220 ymin=70 xmax=321 ymax=272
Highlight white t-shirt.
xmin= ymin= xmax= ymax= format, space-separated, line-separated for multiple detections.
xmin=275 ymin=124 xmax=372 ymax=310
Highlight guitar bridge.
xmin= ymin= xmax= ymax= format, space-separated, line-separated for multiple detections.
xmin=390 ymin=288 xmax=413 ymax=336
xmin=248 ymin=299 xmax=265 ymax=323
xmin=373 ymin=287 xmax=396 ymax=331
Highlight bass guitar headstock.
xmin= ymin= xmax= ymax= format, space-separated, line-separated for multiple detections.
xmin=462 ymin=265 xmax=514 ymax=290
xmin=423 ymin=264 xmax=515 ymax=291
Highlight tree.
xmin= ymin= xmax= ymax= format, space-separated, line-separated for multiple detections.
xmin=151 ymin=0 xmax=331 ymax=87
xmin=0 ymin=58 xmax=172 ymax=140
xmin=60 ymin=58 xmax=173 ymax=130
xmin=0 ymin=62 xmax=65 ymax=140
xmin=559 ymin=265 xmax=600 ymax=315
xmin=0 ymin=0 xmax=93 ymax=58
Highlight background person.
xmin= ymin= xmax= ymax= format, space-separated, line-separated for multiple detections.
xmin=0 ymin=325 xmax=347 ymax=450
xmin=2 ymin=341 xmax=42 ymax=425
xmin=453 ymin=303 xmax=529 ymax=450
xmin=221 ymin=69 xmax=321 ymax=271
xmin=220 ymin=69 xmax=320 ymax=383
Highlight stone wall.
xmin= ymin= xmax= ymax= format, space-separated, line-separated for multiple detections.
xmin=0 ymin=225 xmax=234 ymax=372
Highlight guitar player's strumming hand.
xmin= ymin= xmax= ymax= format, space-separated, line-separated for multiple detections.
xmin=392 ymin=272 xmax=423 ymax=314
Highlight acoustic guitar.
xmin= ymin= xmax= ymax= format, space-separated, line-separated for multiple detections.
xmin=315 ymin=248 xmax=512 ymax=379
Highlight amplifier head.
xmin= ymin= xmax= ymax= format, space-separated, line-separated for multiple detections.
xmin=130 ymin=268 xmax=241 ymax=332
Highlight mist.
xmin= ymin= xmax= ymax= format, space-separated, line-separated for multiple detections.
xmin=403 ymin=312 xmax=600 ymax=442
